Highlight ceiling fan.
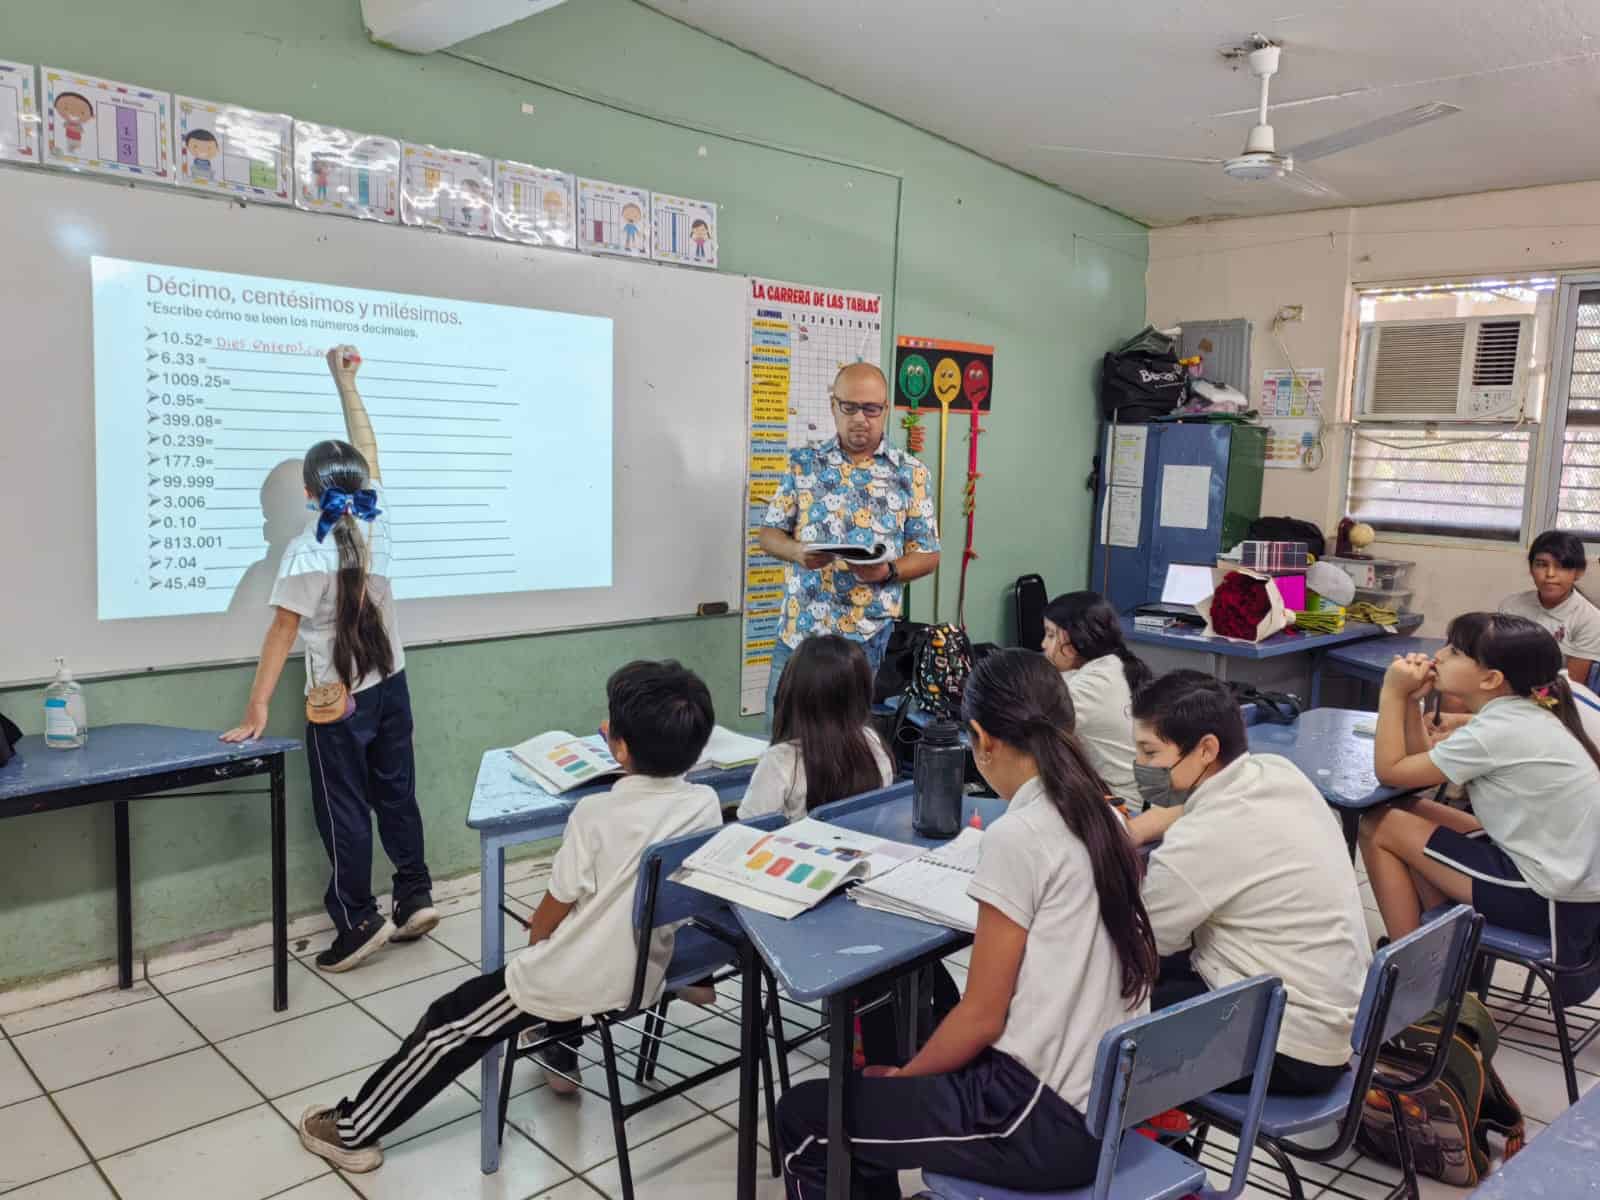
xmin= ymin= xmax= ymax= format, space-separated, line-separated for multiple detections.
xmin=1038 ymin=37 xmax=1462 ymax=199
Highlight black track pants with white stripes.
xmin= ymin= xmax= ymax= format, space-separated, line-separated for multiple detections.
xmin=334 ymin=966 xmax=551 ymax=1148
xmin=775 ymin=1048 xmax=1100 ymax=1199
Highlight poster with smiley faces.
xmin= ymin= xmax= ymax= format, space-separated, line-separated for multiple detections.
xmin=893 ymin=335 xmax=994 ymax=413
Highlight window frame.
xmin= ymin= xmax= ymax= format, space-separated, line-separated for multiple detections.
xmin=1535 ymin=272 xmax=1600 ymax=542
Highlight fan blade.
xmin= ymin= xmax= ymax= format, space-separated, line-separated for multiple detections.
xmin=1031 ymin=144 xmax=1223 ymax=165
xmin=1275 ymin=170 xmax=1340 ymax=199
xmin=1284 ymin=102 xmax=1461 ymax=163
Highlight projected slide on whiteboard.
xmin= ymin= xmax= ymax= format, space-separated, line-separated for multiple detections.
xmin=91 ymin=256 xmax=613 ymax=621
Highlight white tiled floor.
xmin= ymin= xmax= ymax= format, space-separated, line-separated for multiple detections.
xmin=0 ymin=867 xmax=1586 ymax=1200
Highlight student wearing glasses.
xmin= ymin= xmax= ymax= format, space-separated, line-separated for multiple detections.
xmin=758 ymin=362 xmax=941 ymax=719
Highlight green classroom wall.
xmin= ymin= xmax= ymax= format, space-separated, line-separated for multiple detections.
xmin=0 ymin=0 xmax=1148 ymax=988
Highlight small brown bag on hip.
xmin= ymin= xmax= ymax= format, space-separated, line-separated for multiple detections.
xmin=306 ymin=680 xmax=353 ymax=725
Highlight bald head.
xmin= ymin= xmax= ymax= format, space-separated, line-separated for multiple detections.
xmin=830 ymin=362 xmax=890 ymax=458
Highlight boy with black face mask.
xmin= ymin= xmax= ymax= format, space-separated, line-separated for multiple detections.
xmin=1128 ymin=671 xmax=1371 ymax=1095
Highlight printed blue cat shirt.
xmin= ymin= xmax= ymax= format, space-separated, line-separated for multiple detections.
xmin=761 ymin=436 xmax=940 ymax=647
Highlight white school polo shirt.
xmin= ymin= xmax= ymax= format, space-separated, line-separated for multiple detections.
xmin=1500 ymin=588 xmax=1600 ymax=663
xmin=505 ymin=773 xmax=723 ymax=1021
xmin=1429 ymin=696 xmax=1600 ymax=902
xmin=967 ymin=776 xmax=1147 ymax=1111
xmin=1141 ymin=753 xmax=1371 ymax=1066
xmin=269 ymin=484 xmax=404 ymax=695
xmin=736 ymin=728 xmax=894 ymax=823
xmin=1061 ymin=655 xmax=1140 ymax=806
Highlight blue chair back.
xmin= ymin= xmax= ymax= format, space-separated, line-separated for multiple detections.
xmin=1350 ymin=904 xmax=1480 ymax=1051
xmin=808 ymin=779 xmax=914 ymax=824
xmin=1086 ymin=976 xmax=1286 ymax=1200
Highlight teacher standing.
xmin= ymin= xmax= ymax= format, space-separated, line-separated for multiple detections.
xmin=758 ymin=362 xmax=941 ymax=716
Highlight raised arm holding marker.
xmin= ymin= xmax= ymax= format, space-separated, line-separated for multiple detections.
xmin=326 ymin=345 xmax=380 ymax=482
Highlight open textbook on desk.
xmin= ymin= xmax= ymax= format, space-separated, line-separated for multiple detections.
xmin=673 ymin=818 xmax=919 ymax=918
xmin=849 ymin=827 xmax=983 ymax=932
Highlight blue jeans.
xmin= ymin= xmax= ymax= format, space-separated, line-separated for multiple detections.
xmin=764 ymin=622 xmax=895 ymax=731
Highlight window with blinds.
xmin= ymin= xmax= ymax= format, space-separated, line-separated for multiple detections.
xmin=1553 ymin=289 xmax=1600 ymax=540
xmin=1347 ymin=426 xmax=1531 ymax=539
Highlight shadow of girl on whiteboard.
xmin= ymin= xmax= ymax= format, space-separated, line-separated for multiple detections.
xmin=227 ymin=459 xmax=309 ymax=616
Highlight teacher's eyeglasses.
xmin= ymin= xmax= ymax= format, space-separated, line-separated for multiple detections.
xmin=833 ymin=397 xmax=886 ymax=418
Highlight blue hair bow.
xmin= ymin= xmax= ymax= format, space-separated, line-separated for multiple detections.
xmin=315 ymin=487 xmax=381 ymax=542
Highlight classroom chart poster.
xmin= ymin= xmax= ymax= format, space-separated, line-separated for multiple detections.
xmin=576 ymin=177 xmax=650 ymax=258
xmin=293 ymin=121 xmax=400 ymax=222
xmin=0 ymin=60 xmax=40 ymax=164
xmin=42 ymin=68 xmax=171 ymax=181
xmin=174 ymin=96 xmax=292 ymax=203
xmin=1263 ymin=417 xmax=1321 ymax=469
xmin=1259 ymin=367 xmax=1324 ymax=418
xmin=651 ymin=193 xmax=717 ymax=268
xmin=401 ymin=143 xmax=493 ymax=236
xmin=493 ymin=160 xmax=575 ymax=247
xmin=739 ymin=277 xmax=884 ymax=715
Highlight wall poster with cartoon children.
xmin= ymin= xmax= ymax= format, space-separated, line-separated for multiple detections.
xmin=0 ymin=60 xmax=41 ymax=165
xmin=400 ymin=143 xmax=494 ymax=236
xmin=43 ymin=67 xmax=171 ymax=180
xmin=576 ymin=176 xmax=651 ymax=258
xmin=175 ymin=96 xmax=292 ymax=203
xmin=293 ymin=121 xmax=400 ymax=223
xmin=651 ymin=193 xmax=718 ymax=269
xmin=493 ymin=160 xmax=575 ymax=248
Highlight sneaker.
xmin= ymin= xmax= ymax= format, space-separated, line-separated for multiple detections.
xmin=537 ymin=1041 xmax=581 ymax=1097
xmin=315 ymin=918 xmax=395 ymax=973
xmin=391 ymin=896 xmax=440 ymax=943
xmin=299 ymin=1105 xmax=382 ymax=1172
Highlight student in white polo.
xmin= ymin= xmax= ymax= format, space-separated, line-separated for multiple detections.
xmin=777 ymin=650 xmax=1158 ymax=1197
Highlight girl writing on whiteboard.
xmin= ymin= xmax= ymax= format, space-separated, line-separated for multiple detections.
xmin=223 ymin=345 xmax=437 ymax=973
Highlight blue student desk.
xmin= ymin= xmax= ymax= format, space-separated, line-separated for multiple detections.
xmin=1122 ymin=614 xmax=1424 ymax=698
xmin=1469 ymin=1074 xmax=1600 ymax=1197
xmin=732 ymin=783 xmax=1003 ymax=1200
xmin=1246 ymin=707 xmax=1420 ymax=853
xmin=1311 ymin=635 xmax=1445 ymax=706
xmin=466 ymin=748 xmax=757 ymax=1174
xmin=0 ymin=724 xmax=300 ymax=1008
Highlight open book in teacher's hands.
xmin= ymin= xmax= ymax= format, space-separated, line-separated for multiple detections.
xmin=807 ymin=541 xmax=892 ymax=566
xmin=672 ymin=817 xmax=920 ymax=919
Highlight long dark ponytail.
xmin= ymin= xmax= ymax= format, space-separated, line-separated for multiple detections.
xmin=1044 ymin=591 xmax=1151 ymax=694
xmin=772 ymin=635 xmax=884 ymax=811
xmin=962 ymin=649 xmax=1159 ymax=1006
xmin=304 ymin=440 xmax=394 ymax=691
xmin=1447 ymin=611 xmax=1600 ymax=772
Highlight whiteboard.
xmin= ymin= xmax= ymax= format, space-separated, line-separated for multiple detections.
xmin=0 ymin=168 xmax=748 ymax=684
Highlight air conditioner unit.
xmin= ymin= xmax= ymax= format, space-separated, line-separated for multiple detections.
xmin=1356 ymin=315 xmax=1532 ymax=422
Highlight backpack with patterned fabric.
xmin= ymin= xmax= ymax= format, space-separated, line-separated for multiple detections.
xmin=910 ymin=624 xmax=976 ymax=720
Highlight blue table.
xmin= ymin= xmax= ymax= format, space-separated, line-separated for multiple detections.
xmin=1469 ymin=1078 xmax=1600 ymax=1196
xmin=466 ymin=748 xmax=756 ymax=1174
xmin=0 ymin=724 xmax=300 ymax=1008
xmin=1247 ymin=707 xmax=1420 ymax=853
xmin=1311 ymin=635 xmax=1445 ymax=706
xmin=1122 ymin=614 xmax=1424 ymax=692
xmin=733 ymin=784 xmax=1003 ymax=1199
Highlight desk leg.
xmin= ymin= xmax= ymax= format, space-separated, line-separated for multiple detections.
xmin=826 ymin=990 xmax=854 ymax=1200
xmin=479 ymin=835 xmax=506 ymax=1175
xmin=271 ymin=756 xmax=288 ymax=1013
xmin=1310 ymin=654 xmax=1324 ymax=708
xmin=114 ymin=801 xmax=133 ymax=990
xmin=736 ymin=942 xmax=760 ymax=1200
xmin=1340 ymin=807 xmax=1361 ymax=861
xmin=1212 ymin=654 xmax=1228 ymax=683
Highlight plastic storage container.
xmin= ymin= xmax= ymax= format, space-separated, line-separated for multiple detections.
xmin=1322 ymin=555 xmax=1415 ymax=592
xmin=1352 ymin=585 xmax=1415 ymax=614
xmin=912 ymin=721 xmax=965 ymax=839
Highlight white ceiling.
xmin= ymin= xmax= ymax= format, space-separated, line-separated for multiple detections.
xmin=638 ymin=0 xmax=1600 ymax=226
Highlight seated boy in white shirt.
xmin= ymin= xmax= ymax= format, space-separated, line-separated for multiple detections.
xmin=1500 ymin=529 xmax=1600 ymax=684
xmin=296 ymin=660 xmax=725 ymax=1173
xmin=1130 ymin=671 xmax=1372 ymax=1095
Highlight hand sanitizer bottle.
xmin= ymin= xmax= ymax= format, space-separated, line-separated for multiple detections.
xmin=44 ymin=657 xmax=88 ymax=749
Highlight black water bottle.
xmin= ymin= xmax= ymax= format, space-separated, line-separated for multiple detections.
xmin=913 ymin=720 xmax=965 ymax=838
